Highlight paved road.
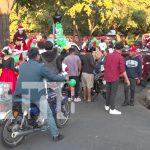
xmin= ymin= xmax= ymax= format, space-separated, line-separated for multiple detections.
xmin=0 ymin=83 xmax=150 ymax=150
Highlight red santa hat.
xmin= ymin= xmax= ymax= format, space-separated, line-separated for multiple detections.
xmin=18 ymin=26 xmax=24 ymax=31
xmin=130 ymin=46 xmax=137 ymax=52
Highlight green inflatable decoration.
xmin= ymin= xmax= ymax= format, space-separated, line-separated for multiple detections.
xmin=69 ymin=79 xmax=76 ymax=87
xmin=12 ymin=55 xmax=19 ymax=64
xmin=30 ymin=44 xmax=35 ymax=48
xmin=91 ymin=37 xmax=101 ymax=47
xmin=56 ymin=23 xmax=62 ymax=29
xmin=55 ymin=23 xmax=70 ymax=50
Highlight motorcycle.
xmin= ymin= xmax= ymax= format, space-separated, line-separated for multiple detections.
xmin=0 ymin=81 xmax=71 ymax=147
xmin=91 ymin=73 xmax=106 ymax=101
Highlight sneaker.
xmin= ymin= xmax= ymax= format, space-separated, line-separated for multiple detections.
xmin=74 ymin=98 xmax=79 ymax=102
xmin=68 ymin=98 xmax=72 ymax=102
xmin=130 ymin=102 xmax=134 ymax=106
xmin=53 ymin=134 xmax=64 ymax=142
xmin=130 ymin=99 xmax=134 ymax=106
xmin=77 ymin=97 xmax=81 ymax=102
xmin=122 ymin=101 xmax=130 ymax=107
xmin=109 ymin=109 xmax=122 ymax=115
xmin=74 ymin=97 xmax=81 ymax=102
xmin=105 ymin=105 xmax=110 ymax=111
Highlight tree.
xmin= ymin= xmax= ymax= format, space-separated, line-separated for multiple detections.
xmin=0 ymin=0 xmax=15 ymax=48
xmin=106 ymin=0 xmax=150 ymax=43
xmin=1 ymin=0 xmax=150 ymax=48
xmin=0 ymin=0 xmax=57 ymax=48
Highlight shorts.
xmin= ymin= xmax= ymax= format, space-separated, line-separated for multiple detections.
xmin=81 ymin=73 xmax=94 ymax=88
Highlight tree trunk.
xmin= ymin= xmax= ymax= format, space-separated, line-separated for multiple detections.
xmin=0 ymin=14 xmax=10 ymax=48
xmin=72 ymin=18 xmax=76 ymax=42
xmin=0 ymin=0 xmax=15 ymax=48
xmin=72 ymin=17 xmax=82 ymax=46
xmin=87 ymin=18 xmax=93 ymax=39
xmin=122 ymin=34 xmax=128 ymax=45
xmin=116 ymin=31 xmax=122 ymax=42
xmin=135 ymin=34 xmax=140 ymax=41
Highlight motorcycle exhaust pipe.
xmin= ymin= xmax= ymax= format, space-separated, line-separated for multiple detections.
xmin=12 ymin=128 xmax=41 ymax=138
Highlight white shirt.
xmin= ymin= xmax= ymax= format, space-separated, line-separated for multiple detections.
xmin=99 ymin=42 xmax=107 ymax=51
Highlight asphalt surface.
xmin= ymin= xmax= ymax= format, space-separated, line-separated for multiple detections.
xmin=0 ymin=83 xmax=150 ymax=150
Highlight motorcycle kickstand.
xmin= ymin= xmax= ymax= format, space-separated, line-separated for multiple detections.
xmin=20 ymin=110 xmax=28 ymax=129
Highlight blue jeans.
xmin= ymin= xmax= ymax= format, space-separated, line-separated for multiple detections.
xmin=15 ymin=97 xmax=59 ymax=138
xmin=47 ymin=107 xmax=59 ymax=137
xmin=38 ymin=98 xmax=59 ymax=138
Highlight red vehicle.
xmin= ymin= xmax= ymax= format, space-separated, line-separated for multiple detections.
xmin=122 ymin=49 xmax=150 ymax=86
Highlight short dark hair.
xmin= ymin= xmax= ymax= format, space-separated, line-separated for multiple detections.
xmin=27 ymin=48 xmax=39 ymax=59
xmin=115 ymin=42 xmax=124 ymax=50
xmin=45 ymin=41 xmax=53 ymax=50
xmin=108 ymin=42 xmax=114 ymax=48
xmin=61 ymin=49 xmax=67 ymax=55
xmin=42 ymin=35 xmax=47 ymax=40
xmin=101 ymin=39 xmax=104 ymax=43
xmin=37 ymin=41 xmax=45 ymax=49
xmin=89 ymin=46 xmax=95 ymax=52
xmin=69 ymin=47 xmax=75 ymax=53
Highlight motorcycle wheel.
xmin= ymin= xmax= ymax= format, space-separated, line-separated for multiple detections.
xmin=56 ymin=100 xmax=70 ymax=128
xmin=1 ymin=115 xmax=28 ymax=148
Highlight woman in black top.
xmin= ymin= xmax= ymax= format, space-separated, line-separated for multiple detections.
xmin=0 ymin=47 xmax=17 ymax=94
xmin=13 ymin=26 xmax=28 ymax=50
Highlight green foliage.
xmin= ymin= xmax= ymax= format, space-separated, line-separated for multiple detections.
xmin=9 ymin=0 xmax=150 ymax=42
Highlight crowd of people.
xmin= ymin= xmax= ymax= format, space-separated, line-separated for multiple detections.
xmin=0 ymin=25 xmax=143 ymax=141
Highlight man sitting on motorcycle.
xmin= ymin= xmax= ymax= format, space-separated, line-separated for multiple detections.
xmin=14 ymin=48 xmax=67 ymax=141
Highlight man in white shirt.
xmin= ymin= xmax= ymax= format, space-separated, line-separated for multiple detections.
xmin=99 ymin=39 xmax=107 ymax=51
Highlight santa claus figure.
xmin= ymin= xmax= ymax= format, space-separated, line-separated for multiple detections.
xmin=13 ymin=26 xmax=28 ymax=50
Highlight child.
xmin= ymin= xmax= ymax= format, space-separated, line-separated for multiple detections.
xmin=0 ymin=47 xmax=18 ymax=94
xmin=122 ymin=47 xmax=142 ymax=106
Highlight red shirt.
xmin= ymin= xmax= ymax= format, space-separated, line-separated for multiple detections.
xmin=104 ymin=51 xmax=125 ymax=82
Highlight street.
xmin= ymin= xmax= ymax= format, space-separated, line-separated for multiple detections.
xmin=0 ymin=82 xmax=150 ymax=150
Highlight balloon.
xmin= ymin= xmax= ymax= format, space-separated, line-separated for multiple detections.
xmin=112 ymin=40 xmax=116 ymax=44
xmin=69 ymin=79 xmax=76 ymax=87
xmin=56 ymin=23 xmax=62 ymax=29
xmin=96 ymin=40 xmax=100 ymax=46
xmin=30 ymin=43 xmax=35 ymax=48
xmin=91 ymin=37 xmax=97 ymax=43
xmin=12 ymin=55 xmax=19 ymax=64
